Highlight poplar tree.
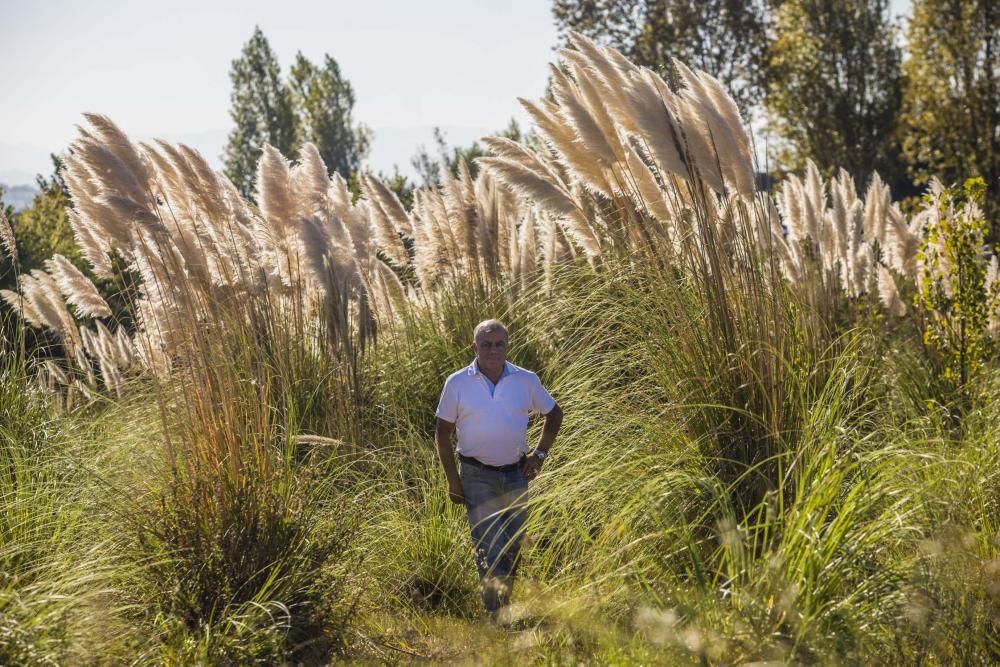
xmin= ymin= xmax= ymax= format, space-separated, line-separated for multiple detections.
xmin=224 ymin=29 xmax=371 ymax=200
xmin=287 ymin=53 xmax=371 ymax=180
xmin=223 ymin=27 xmax=296 ymax=198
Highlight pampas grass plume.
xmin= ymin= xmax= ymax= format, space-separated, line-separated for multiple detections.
xmin=1 ymin=288 xmax=42 ymax=327
xmin=623 ymin=70 xmax=689 ymax=181
xmin=363 ymin=173 xmax=413 ymax=237
xmin=292 ymin=143 xmax=331 ymax=221
xmin=519 ymin=96 xmax=614 ymax=196
xmin=258 ymin=144 xmax=297 ymax=235
xmin=0 ymin=208 xmax=16 ymax=263
xmin=478 ymin=157 xmax=601 ymax=257
xmin=877 ymin=265 xmax=906 ymax=316
xmin=624 ymin=145 xmax=672 ymax=222
xmin=548 ymin=63 xmax=618 ymax=170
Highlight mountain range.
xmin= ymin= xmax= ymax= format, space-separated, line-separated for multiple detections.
xmin=0 ymin=182 xmax=39 ymax=212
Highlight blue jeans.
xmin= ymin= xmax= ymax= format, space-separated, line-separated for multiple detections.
xmin=460 ymin=460 xmax=529 ymax=615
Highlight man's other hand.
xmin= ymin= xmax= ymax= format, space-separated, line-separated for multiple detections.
xmin=448 ymin=481 xmax=465 ymax=504
xmin=522 ymin=454 xmax=543 ymax=481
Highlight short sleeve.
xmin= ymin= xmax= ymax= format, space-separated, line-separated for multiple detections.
xmin=529 ymin=374 xmax=556 ymax=414
xmin=436 ymin=378 xmax=459 ymax=422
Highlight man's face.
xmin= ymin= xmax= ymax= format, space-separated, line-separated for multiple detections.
xmin=474 ymin=328 xmax=508 ymax=374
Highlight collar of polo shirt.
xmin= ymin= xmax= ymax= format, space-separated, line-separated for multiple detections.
xmin=468 ymin=360 xmax=519 ymax=376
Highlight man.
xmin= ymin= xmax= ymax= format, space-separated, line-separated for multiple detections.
xmin=435 ymin=319 xmax=563 ymax=621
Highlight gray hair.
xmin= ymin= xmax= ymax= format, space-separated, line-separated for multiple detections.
xmin=473 ymin=319 xmax=508 ymax=343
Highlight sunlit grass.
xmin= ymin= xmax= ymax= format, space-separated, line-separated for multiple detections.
xmin=4 ymin=249 xmax=1000 ymax=662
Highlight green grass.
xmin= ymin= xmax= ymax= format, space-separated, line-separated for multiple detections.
xmin=3 ymin=248 xmax=1000 ymax=663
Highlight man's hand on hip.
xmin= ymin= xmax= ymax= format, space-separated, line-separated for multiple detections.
xmin=448 ymin=481 xmax=465 ymax=504
xmin=522 ymin=454 xmax=543 ymax=481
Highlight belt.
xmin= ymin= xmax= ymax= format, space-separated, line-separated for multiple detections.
xmin=458 ymin=453 xmax=525 ymax=472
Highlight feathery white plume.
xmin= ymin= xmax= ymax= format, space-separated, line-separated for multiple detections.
xmin=296 ymin=216 xmax=335 ymax=305
xmin=518 ymin=97 xmax=614 ymax=195
xmin=803 ymin=161 xmax=826 ymax=242
xmin=877 ymin=265 xmax=906 ymax=316
xmin=478 ymin=157 xmax=601 ymax=257
xmin=624 ymin=145 xmax=673 ymax=222
xmin=362 ymin=173 xmax=413 ymax=237
xmin=623 ymin=70 xmax=689 ymax=181
xmin=24 ymin=269 xmax=83 ymax=355
xmin=374 ymin=259 xmax=407 ymax=318
xmin=565 ymin=32 xmax=640 ymax=137
xmin=66 ymin=209 xmax=113 ymax=278
xmin=778 ymin=175 xmax=805 ymax=243
xmin=682 ymin=64 xmax=755 ymax=195
xmin=42 ymin=360 xmax=69 ymax=387
xmin=361 ymin=177 xmax=409 ymax=266
xmin=2 ymin=288 xmax=42 ymax=327
xmin=0 ymin=208 xmax=16 ymax=263
xmin=549 ymin=63 xmax=619 ymax=169
xmin=292 ymin=143 xmax=332 ymax=221
xmin=82 ymin=113 xmax=151 ymax=192
xmin=45 ymin=253 xmax=112 ymax=318
xmin=863 ymin=172 xmax=890 ymax=245
xmin=258 ymin=144 xmax=297 ymax=234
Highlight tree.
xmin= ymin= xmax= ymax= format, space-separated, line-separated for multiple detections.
xmin=765 ymin=0 xmax=907 ymax=191
xmin=551 ymin=0 xmax=769 ymax=118
xmin=223 ymin=27 xmax=296 ymax=198
xmin=288 ymin=53 xmax=371 ymax=180
xmin=901 ymin=0 xmax=1000 ymax=235
xmin=9 ymin=156 xmax=79 ymax=277
xmin=223 ymin=29 xmax=372 ymax=200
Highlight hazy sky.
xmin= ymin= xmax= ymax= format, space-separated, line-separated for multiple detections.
xmin=0 ymin=0 xmax=559 ymax=183
xmin=1 ymin=0 xmax=912 ymax=186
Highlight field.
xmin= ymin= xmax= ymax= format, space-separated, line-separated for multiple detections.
xmin=3 ymin=34 xmax=1000 ymax=664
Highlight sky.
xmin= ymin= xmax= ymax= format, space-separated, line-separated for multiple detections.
xmin=0 ymin=0 xmax=559 ymax=185
xmin=1 ymin=0 xmax=913 ymax=188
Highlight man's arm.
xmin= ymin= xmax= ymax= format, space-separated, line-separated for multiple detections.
xmin=435 ymin=418 xmax=464 ymax=504
xmin=536 ymin=403 xmax=563 ymax=455
xmin=524 ymin=403 xmax=563 ymax=480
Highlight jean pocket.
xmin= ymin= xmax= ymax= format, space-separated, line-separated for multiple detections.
xmin=460 ymin=466 xmax=493 ymax=505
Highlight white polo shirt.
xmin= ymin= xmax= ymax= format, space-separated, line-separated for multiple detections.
xmin=436 ymin=360 xmax=557 ymax=466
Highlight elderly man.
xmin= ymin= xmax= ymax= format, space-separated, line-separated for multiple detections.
xmin=435 ymin=319 xmax=563 ymax=621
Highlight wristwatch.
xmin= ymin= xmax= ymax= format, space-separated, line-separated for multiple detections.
xmin=533 ymin=449 xmax=547 ymax=462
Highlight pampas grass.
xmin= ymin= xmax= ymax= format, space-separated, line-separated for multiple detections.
xmin=19 ymin=270 xmax=82 ymax=355
xmin=7 ymin=34 xmax=1000 ymax=665
xmin=362 ymin=172 xmax=413 ymax=237
xmin=8 ymin=37 xmax=998 ymax=427
xmin=0 ymin=208 xmax=16 ymax=264
xmin=478 ymin=157 xmax=600 ymax=258
xmin=878 ymin=264 xmax=907 ymax=316
xmin=1 ymin=288 xmax=41 ymax=328
xmin=44 ymin=254 xmax=112 ymax=319
xmin=362 ymin=175 xmax=409 ymax=267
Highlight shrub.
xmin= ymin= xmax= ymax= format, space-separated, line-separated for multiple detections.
xmin=916 ymin=177 xmax=999 ymax=419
